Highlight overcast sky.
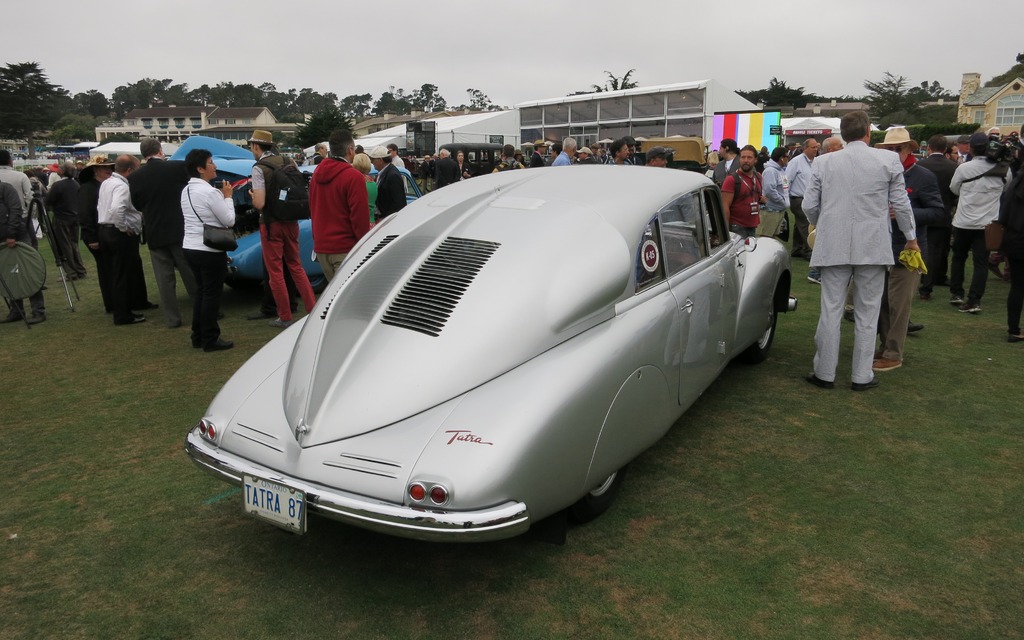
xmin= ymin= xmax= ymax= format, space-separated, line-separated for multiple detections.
xmin=9 ymin=0 xmax=1020 ymax=108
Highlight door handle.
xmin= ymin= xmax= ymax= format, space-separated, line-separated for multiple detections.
xmin=680 ymin=299 xmax=694 ymax=313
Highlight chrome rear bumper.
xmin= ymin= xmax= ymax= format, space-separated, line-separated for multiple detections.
xmin=185 ymin=430 xmax=530 ymax=542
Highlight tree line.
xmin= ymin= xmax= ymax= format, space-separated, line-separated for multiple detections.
xmin=2 ymin=57 xmax=1021 ymax=153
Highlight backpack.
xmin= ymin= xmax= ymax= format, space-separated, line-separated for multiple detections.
xmin=492 ymin=160 xmax=524 ymax=172
xmin=256 ymin=157 xmax=310 ymax=221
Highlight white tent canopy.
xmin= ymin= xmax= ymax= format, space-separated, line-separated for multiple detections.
xmin=305 ymin=111 xmax=523 ymax=158
xmin=90 ymin=141 xmax=178 ymax=158
xmin=781 ymin=117 xmax=841 ymax=136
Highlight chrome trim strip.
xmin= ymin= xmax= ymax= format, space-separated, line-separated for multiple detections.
xmin=233 ymin=431 xmax=284 ymax=453
xmin=321 ymin=461 xmax=398 ymax=479
xmin=185 ymin=430 xmax=530 ymax=542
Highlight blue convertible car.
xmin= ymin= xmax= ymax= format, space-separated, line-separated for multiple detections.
xmin=170 ymin=136 xmax=422 ymax=292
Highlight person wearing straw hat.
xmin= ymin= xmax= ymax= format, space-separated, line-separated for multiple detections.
xmin=803 ymin=111 xmax=919 ymax=392
xmin=248 ymin=129 xmax=316 ymax=329
xmin=872 ymin=127 xmax=944 ymax=372
xmin=77 ymin=156 xmax=117 ymax=313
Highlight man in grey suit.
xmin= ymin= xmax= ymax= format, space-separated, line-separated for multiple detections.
xmin=803 ymin=111 xmax=919 ymax=391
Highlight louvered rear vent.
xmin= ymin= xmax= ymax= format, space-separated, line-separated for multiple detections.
xmin=320 ymin=235 xmax=399 ymax=319
xmin=380 ymin=237 xmax=501 ymax=337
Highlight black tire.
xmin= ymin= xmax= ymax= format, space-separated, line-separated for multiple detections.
xmin=739 ymin=300 xmax=777 ymax=364
xmin=568 ymin=467 xmax=627 ymax=524
xmin=224 ymin=277 xmax=261 ymax=291
xmin=309 ymin=273 xmax=327 ymax=294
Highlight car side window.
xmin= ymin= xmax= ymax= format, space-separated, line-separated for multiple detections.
xmin=403 ymin=175 xmax=417 ymax=197
xmin=634 ymin=217 xmax=666 ymax=293
xmin=658 ymin=192 xmax=708 ymax=276
xmin=701 ymin=187 xmax=728 ymax=249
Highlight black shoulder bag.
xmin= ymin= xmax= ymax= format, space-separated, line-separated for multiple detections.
xmin=187 ymin=186 xmax=237 ymax=252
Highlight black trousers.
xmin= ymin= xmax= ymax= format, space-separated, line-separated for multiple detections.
xmin=184 ymin=249 xmax=227 ymax=348
xmin=920 ymin=225 xmax=952 ymax=293
xmin=98 ymin=226 xmax=144 ymax=324
xmin=949 ymin=228 xmax=989 ymax=305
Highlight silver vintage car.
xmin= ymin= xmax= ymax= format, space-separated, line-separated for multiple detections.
xmin=185 ymin=166 xmax=796 ymax=542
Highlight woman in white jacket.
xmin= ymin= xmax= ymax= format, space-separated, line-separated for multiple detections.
xmin=181 ymin=148 xmax=235 ymax=352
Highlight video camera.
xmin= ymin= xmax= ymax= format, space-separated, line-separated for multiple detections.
xmin=984 ymin=137 xmax=1020 ymax=164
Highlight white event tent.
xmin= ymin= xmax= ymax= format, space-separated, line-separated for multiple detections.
xmin=305 ymin=110 xmax=521 ymax=157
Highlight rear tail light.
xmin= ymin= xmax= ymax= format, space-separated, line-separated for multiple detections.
xmin=408 ymin=482 xmax=449 ymax=506
xmin=428 ymin=485 xmax=448 ymax=505
xmin=408 ymin=483 xmax=426 ymax=502
xmin=197 ymin=419 xmax=217 ymax=441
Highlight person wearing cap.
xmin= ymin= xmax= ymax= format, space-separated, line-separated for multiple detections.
xmin=955 ymin=135 xmax=971 ymax=164
xmin=368 ymin=145 xmax=406 ymax=220
xmin=918 ymin=134 xmax=960 ymax=299
xmin=249 ymin=129 xmax=317 ymax=329
xmin=644 ymin=147 xmax=671 ymax=168
xmin=492 ymin=144 xmax=525 ymax=172
xmin=308 ymin=130 xmax=370 ymax=281
xmin=77 ymin=156 xmax=117 ymax=313
xmin=803 ymin=111 xmax=919 ymax=392
xmin=711 ymin=138 xmax=739 ymax=185
xmin=577 ymin=146 xmax=599 ymax=165
xmin=948 ymin=132 xmax=1012 ymax=314
xmin=872 ymin=128 xmax=944 ymax=372
xmin=529 ymin=141 xmax=546 ymax=168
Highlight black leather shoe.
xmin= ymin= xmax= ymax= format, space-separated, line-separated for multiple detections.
xmin=851 ymin=377 xmax=880 ymax=391
xmin=1008 ymin=334 xmax=1024 ymax=343
xmin=114 ymin=316 xmax=146 ymax=325
xmin=26 ymin=313 xmax=46 ymax=325
xmin=246 ymin=311 xmax=276 ymax=320
xmin=805 ymin=373 xmax=835 ymax=389
xmin=203 ymin=339 xmax=234 ymax=352
xmin=907 ymin=322 xmax=924 ymax=333
xmin=0 ymin=312 xmax=22 ymax=324
xmin=134 ymin=302 xmax=159 ymax=311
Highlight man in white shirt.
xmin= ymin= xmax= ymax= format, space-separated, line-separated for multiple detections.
xmin=98 ymin=155 xmax=147 ymax=325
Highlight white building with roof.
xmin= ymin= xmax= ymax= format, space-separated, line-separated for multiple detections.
xmin=514 ymin=80 xmax=758 ymax=148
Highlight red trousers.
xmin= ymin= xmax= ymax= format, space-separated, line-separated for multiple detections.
xmin=260 ymin=222 xmax=315 ymax=321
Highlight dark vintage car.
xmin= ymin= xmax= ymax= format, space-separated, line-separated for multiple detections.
xmin=185 ymin=166 xmax=796 ymax=542
xmin=438 ymin=142 xmax=505 ymax=176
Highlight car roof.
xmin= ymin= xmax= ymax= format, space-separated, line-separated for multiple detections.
xmin=417 ymin=165 xmax=713 ymax=242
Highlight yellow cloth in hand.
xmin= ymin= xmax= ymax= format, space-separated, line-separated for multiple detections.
xmin=899 ymin=249 xmax=928 ymax=274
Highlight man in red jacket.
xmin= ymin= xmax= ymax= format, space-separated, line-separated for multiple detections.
xmin=309 ymin=130 xmax=371 ymax=281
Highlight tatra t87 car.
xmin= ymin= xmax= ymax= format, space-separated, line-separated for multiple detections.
xmin=185 ymin=165 xmax=795 ymax=542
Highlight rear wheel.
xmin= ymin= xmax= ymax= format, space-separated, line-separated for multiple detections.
xmin=739 ymin=301 xmax=777 ymax=364
xmin=568 ymin=468 xmax=627 ymax=523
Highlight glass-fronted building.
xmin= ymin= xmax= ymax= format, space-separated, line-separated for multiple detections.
xmin=515 ymin=80 xmax=758 ymax=148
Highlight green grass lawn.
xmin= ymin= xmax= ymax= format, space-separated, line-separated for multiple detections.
xmin=1 ymin=242 xmax=1022 ymax=640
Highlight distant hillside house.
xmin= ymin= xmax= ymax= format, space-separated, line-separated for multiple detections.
xmin=958 ymin=73 xmax=1024 ymax=132
xmin=95 ymin=106 xmax=298 ymax=145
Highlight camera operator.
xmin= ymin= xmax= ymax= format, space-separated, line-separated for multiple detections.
xmin=948 ymin=132 xmax=1014 ymax=314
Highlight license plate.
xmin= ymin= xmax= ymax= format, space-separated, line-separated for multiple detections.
xmin=243 ymin=475 xmax=306 ymax=533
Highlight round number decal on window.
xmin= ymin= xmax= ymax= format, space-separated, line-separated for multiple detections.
xmin=641 ymin=239 xmax=660 ymax=273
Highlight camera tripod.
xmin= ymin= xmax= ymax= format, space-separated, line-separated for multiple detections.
xmin=31 ymin=194 xmax=79 ymax=311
